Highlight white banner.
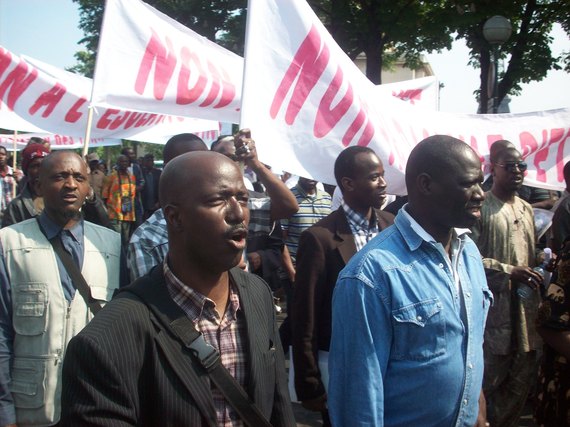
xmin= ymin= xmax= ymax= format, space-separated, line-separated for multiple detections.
xmin=241 ymin=0 xmax=570 ymax=193
xmin=93 ymin=0 xmax=243 ymax=123
xmin=0 ymin=133 xmax=121 ymax=150
xmin=0 ymin=46 xmax=220 ymax=143
xmin=375 ymin=76 xmax=438 ymax=110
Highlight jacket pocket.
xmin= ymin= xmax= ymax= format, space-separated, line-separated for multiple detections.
xmin=391 ymin=298 xmax=446 ymax=361
xmin=13 ymin=283 xmax=48 ymax=336
xmin=11 ymin=357 xmax=48 ymax=409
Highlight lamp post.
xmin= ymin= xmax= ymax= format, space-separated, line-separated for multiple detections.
xmin=483 ymin=15 xmax=512 ymax=113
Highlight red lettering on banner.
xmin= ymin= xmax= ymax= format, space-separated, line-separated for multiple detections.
xmin=519 ymin=131 xmax=539 ymax=158
xmin=177 ymin=47 xmax=207 ymax=105
xmin=314 ymin=67 xmax=353 ymax=138
xmin=270 ymin=25 xmax=329 ymax=124
xmin=125 ymin=112 xmax=145 ymax=129
xmin=109 ymin=111 xmax=130 ymax=130
xmin=28 ymin=83 xmax=67 ymax=117
xmin=215 ymin=68 xmax=235 ymax=108
xmin=199 ymin=60 xmax=222 ymax=107
xmin=271 ymin=24 xmax=375 ymax=147
xmin=96 ymin=109 xmax=120 ymax=129
xmin=135 ymin=30 xmax=177 ymax=100
xmin=0 ymin=48 xmax=12 ymax=78
xmin=486 ymin=135 xmax=503 ymax=151
xmin=0 ymin=60 xmax=37 ymax=109
xmin=392 ymin=89 xmax=422 ymax=104
xmin=556 ymin=131 xmax=569 ymax=181
xmin=65 ymin=97 xmax=87 ymax=123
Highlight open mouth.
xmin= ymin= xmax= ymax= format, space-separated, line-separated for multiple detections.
xmin=228 ymin=227 xmax=248 ymax=249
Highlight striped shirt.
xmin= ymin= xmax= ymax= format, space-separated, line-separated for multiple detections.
xmin=282 ymin=185 xmax=331 ymax=263
xmin=342 ymin=201 xmax=379 ymax=251
xmin=164 ymin=260 xmax=247 ymax=427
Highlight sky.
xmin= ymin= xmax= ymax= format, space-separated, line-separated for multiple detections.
xmin=0 ymin=0 xmax=569 ymax=115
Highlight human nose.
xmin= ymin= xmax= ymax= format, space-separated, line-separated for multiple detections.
xmin=63 ymin=175 xmax=78 ymax=188
xmin=226 ymin=196 xmax=247 ymax=223
xmin=473 ymin=183 xmax=485 ymax=201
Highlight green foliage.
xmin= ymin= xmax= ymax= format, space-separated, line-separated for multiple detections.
xmin=70 ymin=0 xmax=569 ymax=110
xmin=448 ymin=0 xmax=569 ymax=112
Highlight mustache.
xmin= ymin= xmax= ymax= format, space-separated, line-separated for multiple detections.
xmin=224 ymin=223 xmax=248 ymax=238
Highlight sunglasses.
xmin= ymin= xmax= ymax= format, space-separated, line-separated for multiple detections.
xmin=494 ymin=161 xmax=528 ymax=173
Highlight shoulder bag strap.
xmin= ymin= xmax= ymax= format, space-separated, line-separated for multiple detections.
xmin=37 ymin=218 xmax=102 ymax=315
xmin=127 ymin=279 xmax=272 ymax=427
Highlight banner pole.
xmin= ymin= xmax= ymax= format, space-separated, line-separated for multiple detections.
xmin=11 ymin=130 xmax=17 ymax=198
xmin=82 ymin=106 xmax=94 ymax=157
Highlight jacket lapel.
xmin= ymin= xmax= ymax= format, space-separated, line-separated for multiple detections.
xmin=334 ymin=210 xmax=357 ymax=264
xmin=124 ymin=267 xmax=217 ymax=426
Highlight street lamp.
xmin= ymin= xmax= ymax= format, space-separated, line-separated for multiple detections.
xmin=483 ymin=15 xmax=512 ymax=113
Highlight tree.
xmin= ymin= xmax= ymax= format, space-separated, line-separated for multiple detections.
xmin=70 ymin=0 xmax=246 ymax=77
xmin=450 ymin=0 xmax=570 ymax=113
xmin=308 ymin=0 xmax=456 ymax=84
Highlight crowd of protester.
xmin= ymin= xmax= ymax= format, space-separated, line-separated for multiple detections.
xmin=0 ymin=132 xmax=567 ymax=427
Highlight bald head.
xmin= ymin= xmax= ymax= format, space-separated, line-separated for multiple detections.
xmin=39 ymin=150 xmax=86 ymax=180
xmin=160 ymin=151 xmax=249 ymax=274
xmin=163 ymin=133 xmax=208 ymax=165
xmin=489 ymin=139 xmax=517 ymax=163
xmin=159 ymin=151 xmax=241 ymax=209
xmin=406 ymin=135 xmax=478 ymax=198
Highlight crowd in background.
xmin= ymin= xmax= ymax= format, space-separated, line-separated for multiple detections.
xmin=0 ymin=133 xmax=568 ymax=427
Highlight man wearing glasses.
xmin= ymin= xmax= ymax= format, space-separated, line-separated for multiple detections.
xmin=470 ymin=140 xmax=543 ymax=427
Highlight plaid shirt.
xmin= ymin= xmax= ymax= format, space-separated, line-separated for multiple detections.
xmin=341 ymin=201 xmax=379 ymax=251
xmin=0 ymin=166 xmax=16 ymax=213
xmin=164 ymin=260 xmax=247 ymax=427
xmin=127 ymin=209 xmax=168 ymax=281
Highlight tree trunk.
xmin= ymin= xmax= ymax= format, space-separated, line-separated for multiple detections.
xmin=365 ymin=43 xmax=383 ymax=85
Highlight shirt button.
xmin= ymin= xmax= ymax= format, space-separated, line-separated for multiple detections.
xmin=466 ymin=293 xmax=471 ymax=298
xmin=439 ymin=263 xmax=444 ymax=268
xmin=417 ymin=315 xmax=423 ymax=322
xmin=463 ymin=399 xmax=468 ymax=405
xmin=468 ymin=363 xmax=473 ymax=369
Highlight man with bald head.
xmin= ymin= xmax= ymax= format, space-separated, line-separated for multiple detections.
xmin=0 ymin=151 xmax=121 ymax=426
xmin=470 ymin=139 xmax=542 ymax=427
xmin=329 ymin=136 xmax=491 ymax=426
xmin=127 ymin=133 xmax=208 ymax=281
xmin=61 ymin=151 xmax=295 ymax=426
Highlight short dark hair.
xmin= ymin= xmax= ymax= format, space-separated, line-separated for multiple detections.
xmin=334 ymin=146 xmax=376 ymax=191
xmin=163 ymin=133 xmax=207 ymax=164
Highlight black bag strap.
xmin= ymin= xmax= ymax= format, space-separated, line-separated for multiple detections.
xmin=37 ymin=218 xmax=103 ymax=315
xmin=127 ymin=276 xmax=272 ymax=427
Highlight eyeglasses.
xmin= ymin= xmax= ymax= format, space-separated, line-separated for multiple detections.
xmin=494 ymin=162 xmax=528 ymax=173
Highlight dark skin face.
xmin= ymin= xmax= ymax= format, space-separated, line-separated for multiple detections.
xmin=123 ymin=148 xmax=136 ymax=164
xmin=117 ymin=155 xmax=130 ymax=173
xmin=408 ymin=147 xmax=485 ymax=249
xmin=0 ymin=148 xmax=7 ymax=169
xmin=491 ymin=148 xmax=525 ymax=201
xmin=35 ymin=152 xmax=90 ymax=229
xmin=298 ymin=177 xmax=318 ymax=194
xmin=213 ymin=138 xmax=238 ymax=161
xmin=164 ymin=154 xmax=250 ymax=278
xmin=27 ymin=157 xmax=44 ymax=196
xmin=342 ymin=152 xmax=387 ymax=218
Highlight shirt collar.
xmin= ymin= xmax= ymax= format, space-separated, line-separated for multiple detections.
xmin=400 ymin=204 xmax=470 ymax=245
xmin=38 ymin=211 xmax=84 ymax=242
xmin=163 ymin=258 xmax=241 ymax=323
xmin=342 ymin=200 xmax=378 ymax=232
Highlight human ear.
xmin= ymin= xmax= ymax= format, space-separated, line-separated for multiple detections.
xmin=416 ymin=172 xmax=433 ymax=196
xmin=341 ymin=177 xmax=353 ymax=193
xmin=163 ymin=204 xmax=183 ymax=231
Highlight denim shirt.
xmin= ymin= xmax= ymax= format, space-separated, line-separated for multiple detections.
xmin=328 ymin=209 xmax=491 ymax=427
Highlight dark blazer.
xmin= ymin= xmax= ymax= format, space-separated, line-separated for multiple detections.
xmin=291 ymin=207 xmax=394 ymax=401
xmin=61 ymin=265 xmax=295 ymax=427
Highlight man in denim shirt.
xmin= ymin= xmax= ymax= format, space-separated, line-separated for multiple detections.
xmin=329 ymin=135 xmax=491 ymax=427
